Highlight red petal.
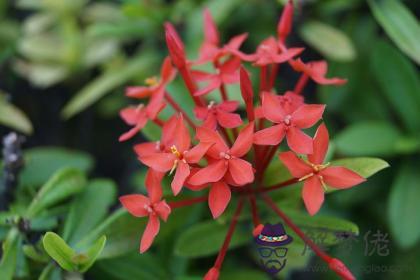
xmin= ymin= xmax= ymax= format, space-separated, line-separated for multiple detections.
xmin=292 ymin=104 xmax=326 ymax=129
xmin=184 ymin=142 xmax=213 ymax=163
xmin=253 ymin=124 xmax=285 ymax=146
xmin=134 ymin=142 xmax=160 ymax=158
xmin=194 ymin=77 xmax=221 ymax=96
xmin=161 ymin=56 xmax=176 ymax=83
xmin=193 ymin=106 xmax=209 ymax=120
xmin=119 ymin=194 xmax=150 ymax=217
xmin=308 ymin=123 xmax=329 ymax=165
xmin=217 ymin=111 xmax=242 ymax=128
xmin=302 ymin=175 xmax=324 ymax=216
xmin=203 ymin=8 xmax=219 ymax=45
xmin=140 ymin=215 xmax=160 ymax=253
xmin=226 ymin=33 xmax=248 ymax=50
xmin=171 ymin=161 xmax=190 ymax=195
xmin=145 ymin=169 xmax=164 ymax=203
xmin=202 ymin=114 xmax=218 ymax=129
xmin=218 ymin=100 xmax=239 ymax=112
xmin=119 ymin=123 xmax=144 ymax=142
xmin=196 ymin=126 xmax=228 ymax=157
xmin=208 ymin=181 xmax=231 ymax=218
xmin=188 ymin=160 xmax=228 ymax=185
xmin=120 ymin=107 xmax=141 ymax=125
xmin=272 ymin=47 xmax=304 ymax=64
xmin=154 ymin=200 xmax=171 ymax=222
xmin=161 ymin=115 xmax=178 ymax=148
xmin=239 ymin=67 xmax=254 ymax=103
xmin=262 ymin=92 xmax=285 ymax=123
xmin=228 ymin=158 xmax=254 ymax=185
xmin=320 ymin=167 xmax=366 ymax=189
xmin=278 ymin=151 xmax=313 ymax=178
xmin=125 ymin=86 xmax=153 ymax=99
xmin=220 ymin=57 xmax=241 ymax=74
xmin=310 ymin=61 xmax=347 ymax=85
xmin=286 ymin=127 xmax=313 ymax=154
xmin=231 ymin=122 xmax=254 ymax=157
xmin=174 ymin=115 xmax=191 ymax=153
xmin=140 ymin=153 xmax=176 ymax=173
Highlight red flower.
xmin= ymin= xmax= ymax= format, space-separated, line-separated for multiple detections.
xmin=192 ymin=57 xmax=241 ymax=96
xmin=119 ymin=102 xmax=165 ymax=142
xmin=240 ymin=37 xmax=304 ymax=66
xmin=138 ymin=115 xmax=213 ymax=195
xmin=196 ymin=8 xmax=248 ymax=64
xmin=165 ymin=22 xmax=187 ymax=69
xmin=254 ymin=92 xmax=325 ymax=154
xmin=189 ymin=122 xmax=255 ymax=186
xmin=289 ymin=59 xmax=347 ymax=85
xmin=194 ymin=101 xmax=242 ymax=129
xmin=279 ymin=123 xmax=365 ymax=215
xmin=119 ymin=170 xmax=171 ymax=253
xmin=125 ymin=57 xmax=176 ymax=99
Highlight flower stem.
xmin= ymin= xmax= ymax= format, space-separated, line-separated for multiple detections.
xmin=248 ymin=194 xmax=260 ymax=226
xmin=294 ymin=73 xmax=309 ymax=95
xmin=259 ymin=66 xmax=268 ymax=92
xmin=269 ymin=64 xmax=279 ymax=89
xmin=214 ymin=196 xmax=245 ymax=269
xmin=153 ymin=118 xmax=165 ymax=127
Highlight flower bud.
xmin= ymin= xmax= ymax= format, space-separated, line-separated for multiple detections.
xmin=277 ymin=0 xmax=294 ymax=42
xmin=204 ymin=267 xmax=220 ymax=280
xmin=164 ymin=22 xmax=186 ymax=69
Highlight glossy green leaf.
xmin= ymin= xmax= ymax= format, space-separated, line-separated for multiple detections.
xmin=43 ymin=232 xmax=76 ymax=271
xmin=78 ymin=236 xmax=107 ymax=272
xmin=61 ymin=51 xmax=158 ymax=119
xmin=388 ymin=161 xmax=420 ymax=248
xmin=335 ymin=122 xmax=403 ymax=156
xmin=75 ymin=209 xmax=145 ymax=259
xmin=0 ymin=93 xmax=33 ymax=134
xmin=19 ymin=147 xmax=93 ymax=187
xmin=0 ymin=229 xmax=22 ymax=280
xmin=331 ymin=157 xmax=389 ymax=179
xmin=63 ymin=179 xmax=116 ymax=246
xmin=25 ymin=168 xmax=86 ymax=218
xmin=299 ymin=21 xmax=356 ymax=62
xmin=369 ymin=0 xmax=420 ymax=65
xmin=174 ymin=219 xmax=250 ymax=258
xmin=371 ymin=40 xmax=420 ymax=133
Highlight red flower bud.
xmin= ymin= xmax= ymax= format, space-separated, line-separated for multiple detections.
xmin=277 ymin=0 xmax=294 ymax=42
xmin=204 ymin=267 xmax=220 ymax=280
xmin=328 ymin=258 xmax=356 ymax=280
xmin=240 ymin=67 xmax=255 ymax=121
xmin=164 ymin=22 xmax=186 ymax=69
xmin=252 ymin=223 xmax=264 ymax=237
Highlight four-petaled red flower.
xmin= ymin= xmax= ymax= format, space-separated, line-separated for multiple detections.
xmin=192 ymin=57 xmax=241 ymax=96
xmin=119 ymin=170 xmax=171 ymax=253
xmin=196 ymin=8 xmax=248 ymax=65
xmin=240 ymin=37 xmax=304 ymax=66
xmin=194 ymin=100 xmax=242 ymax=129
xmin=139 ymin=115 xmax=213 ymax=195
xmin=119 ymin=101 xmax=165 ymax=142
xmin=289 ymin=59 xmax=347 ymax=85
xmin=188 ymin=123 xmax=254 ymax=217
xmin=254 ymin=92 xmax=325 ymax=154
xmin=279 ymin=123 xmax=366 ymax=216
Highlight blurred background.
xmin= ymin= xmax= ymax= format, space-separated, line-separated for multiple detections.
xmin=0 ymin=0 xmax=419 ymax=279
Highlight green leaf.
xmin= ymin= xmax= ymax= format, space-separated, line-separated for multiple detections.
xmin=63 ymin=179 xmax=116 ymax=246
xmin=25 ymin=168 xmax=86 ymax=218
xmin=220 ymin=269 xmax=270 ymax=280
xmin=61 ymin=51 xmax=158 ymax=119
xmin=174 ymin=219 xmax=249 ymax=258
xmin=335 ymin=122 xmax=403 ymax=156
xmin=299 ymin=21 xmax=356 ymax=62
xmin=369 ymin=0 xmax=420 ymax=65
xmin=42 ymin=232 xmax=76 ymax=271
xmin=0 ymin=229 xmax=22 ymax=280
xmin=331 ymin=157 xmax=389 ymax=179
xmin=75 ymin=209 xmax=145 ymax=259
xmin=388 ymin=161 xmax=420 ymax=248
xmin=0 ymin=93 xmax=33 ymax=134
xmin=19 ymin=147 xmax=93 ymax=188
xmin=78 ymin=236 xmax=106 ymax=273
xmin=371 ymin=40 xmax=420 ymax=133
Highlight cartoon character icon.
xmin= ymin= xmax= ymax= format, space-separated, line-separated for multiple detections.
xmin=254 ymin=223 xmax=293 ymax=275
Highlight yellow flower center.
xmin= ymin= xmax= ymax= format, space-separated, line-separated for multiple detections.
xmin=145 ymin=76 xmax=159 ymax=87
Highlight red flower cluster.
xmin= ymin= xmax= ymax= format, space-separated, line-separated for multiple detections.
xmin=119 ymin=1 xmax=362 ymax=279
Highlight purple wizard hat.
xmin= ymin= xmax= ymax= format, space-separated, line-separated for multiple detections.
xmin=255 ymin=223 xmax=293 ymax=246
